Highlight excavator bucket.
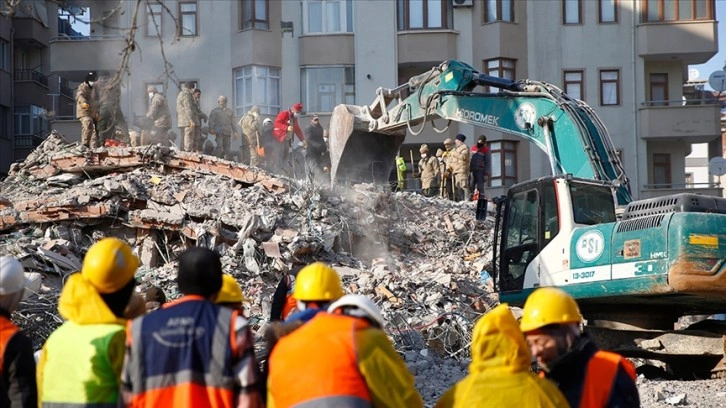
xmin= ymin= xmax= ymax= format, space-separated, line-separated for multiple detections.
xmin=329 ymin=104 xmax=405 ymax=185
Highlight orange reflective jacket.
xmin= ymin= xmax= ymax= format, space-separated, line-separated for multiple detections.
xmin=281 ymin=295 xmax=297 ymax=320
xmin=269 ymin=313 xmax=372 ymax=407
xmin=0 ymin=316 xmax=19 ymax=373
xmin=580 ymin=350 xmax=636 ymax=408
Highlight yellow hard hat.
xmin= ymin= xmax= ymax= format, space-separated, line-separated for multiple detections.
xmin=293 ymin=262 xmax=344 ymax=301
xmin=81 ymin=238 xmax=139 ymax=294
xmin=216 ymin=274 xmax=248 ymax=304
xmin=519 ymin=287 xmax=582 ymax=333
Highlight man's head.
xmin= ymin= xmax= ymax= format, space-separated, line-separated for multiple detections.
xmin=183 ymin=81 xmax=194 ymax=90
xmin=0 ymin=257 xmax=30 ymax=313
xmin=218 ymin=95 xmax=228 ymax=108
xmin=520 ymin=287 xmax=583 ymax=371
xmin=328 ymin=294 xmax=384 ymax=328
xmin=176 ymin=247 xmax=223 ymax=299
xmin=311 ymin=114 xmax=320 ymax=126
xmin=293 ymin=262 xmax=344 ymax=311
xmin=436 ymin=148 xmax=444 ymax=158
xmin=147 ymin=85 xmax=158 ymax=95
xmin=291 ymin=103 xmax=303 ymax=115
xmin=455 ymin=133 xmax=466 ymax=146
xmin=81 ymin=238 xmax=140 ymax=317
xmin=216 ymin=274 xmax=248 ymax=313
xmin=443 ymin=138 xmax=453 ymax=151
xmin=85 ymin=71 xmax=97 ymax=86
xmin=193 ymin=88 xmax=201 ymax=100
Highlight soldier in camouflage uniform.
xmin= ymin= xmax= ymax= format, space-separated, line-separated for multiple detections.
xmin=95 ymin=74 xmax=129 ymax=145
xmin=145 ymin=85 xmax=172 ymax=145
xmin=239 ymin=106 xmax=261 ymax=166
xmin=176 ymin=82 xmax=196 ymax=151
xmin=76 ymin=72 xmax=98 ymax=148
xmin=192 ymin=88 xmax=208 ymax=152
xmin=208 ymin=95 xmax=238 ymax=160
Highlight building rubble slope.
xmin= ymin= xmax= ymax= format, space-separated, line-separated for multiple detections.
xmin=0 ymin=131 xmax=498 ymax=404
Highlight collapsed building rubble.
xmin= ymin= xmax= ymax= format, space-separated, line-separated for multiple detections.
xmin=1 ymin=131 xmax=497 ymax=402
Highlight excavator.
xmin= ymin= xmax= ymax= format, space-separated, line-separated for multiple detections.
xmin=329 ymin=59 xmax=726 ymax=377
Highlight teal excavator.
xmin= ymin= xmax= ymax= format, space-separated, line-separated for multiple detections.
xmin=329 ymin=60 xmax=726 ymax=377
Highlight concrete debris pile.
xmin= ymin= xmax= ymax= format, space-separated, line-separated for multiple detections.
xmin=1 ymin=132 xmax=496 ymax=392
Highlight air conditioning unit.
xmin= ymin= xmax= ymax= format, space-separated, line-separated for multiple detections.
xmin=453 ymin=0 xmax=474 ymax=8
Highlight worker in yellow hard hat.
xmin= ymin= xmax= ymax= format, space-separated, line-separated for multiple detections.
xmin=520 ymin=287 xmax=639 ymax=408
xmin=216 ymin=274 xmax=248 ymax=314
xmin=38 ymin=237 xmax=141 ymax=406
xmin=284 ymin=261 xmax=344 ymax=324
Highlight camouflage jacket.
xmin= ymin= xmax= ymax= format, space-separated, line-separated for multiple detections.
xmin=208 ymin=107 xmax=236 ymax=136
xmin=176 ymin=88 xmax=194 ymax=127
xmin=75 ymin=82 xmax=97 ymax=119
xmin=146 ymin=93 xmax=171 ymax=128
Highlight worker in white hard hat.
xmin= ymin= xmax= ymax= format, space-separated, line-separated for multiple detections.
xmin=267 ymin=294 xmax=422 ymax=407
xmin=0 ymin=256 xmax=37 ymax=407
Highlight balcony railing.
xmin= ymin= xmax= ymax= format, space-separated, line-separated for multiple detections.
xmin=59 ymin=79 xmax=74 ymax=98
xmin=641 ymin=98 xmax=718 ymax=107
xmin=14 ymin=69 xmax=48 ymax=87
xmin=14 ymin=132 xmax=46 ymax=148
xmin=50 ymin=34 xmax=125 ymax=42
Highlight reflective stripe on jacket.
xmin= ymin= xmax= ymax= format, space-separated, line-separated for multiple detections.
xmin=0 ymin=315 xmax=18 ymax=373
xmin=580 ymin=350 xmax=636 ymax=408
xmin=40 ymin=321 xmax=124 ymax=407
xmin=125 ymin=297 xmax=237 ymax=408
xmin=268 ymin=313 xmax=372 ymax=407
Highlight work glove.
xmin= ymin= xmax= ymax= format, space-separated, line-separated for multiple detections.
xmin=302 ymin=140 xmax=308 ymax=149
xmin=81 ymin=103 xmax=90 ymax=110
xmin=233 ymin=132 xmax=238 ymax=141
xmin=189 ymin=121 xmax=195 ymax=128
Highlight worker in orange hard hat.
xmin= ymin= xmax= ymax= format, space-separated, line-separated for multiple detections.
xmin=520 ymin=287 xmax=640 ymax=408
xmin=268 ymin=294 xmax=423 ymax=407
xmin=38 ymin=238 xmax=141 ymax=406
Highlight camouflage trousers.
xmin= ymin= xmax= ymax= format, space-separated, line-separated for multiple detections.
xmin=182 ymin=126 xmax=196 ymax=152
xmin=80 ymin=116 xmax=97 ymax=148
xmin=243 ymin=132 xmax=259 ymax=167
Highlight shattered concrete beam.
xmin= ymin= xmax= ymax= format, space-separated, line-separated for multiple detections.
xmin=19 ymin=204 xmax=113 ymax=223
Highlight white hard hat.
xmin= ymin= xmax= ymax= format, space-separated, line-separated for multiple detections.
xmin=263 ymin=118 xmax=272 ymax=125
xmin=0 ymin=257 xmax=29 ymax=295
xmin=328 ymin=294 xmax=385 ymax=328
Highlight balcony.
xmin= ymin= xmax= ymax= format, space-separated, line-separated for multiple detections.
xmin=640 ymin=183 xmax=723 ymax=199
xmin=637 ymin=21 xmax=717 ymax=64
xmin=13 ymin=17 xmax=50 ymax=48
xmin=397 ymin=30 xmax=457 ymax=65
xmin=14 ymin=70 xmax=49 ymax=106
xmin=49 ymin=35 xmax=126 ymax=77
xmin=638 ymin=100 xmax=720 ymax=143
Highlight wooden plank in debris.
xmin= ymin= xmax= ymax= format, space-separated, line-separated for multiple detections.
xmin=20 ymin=204 xmax=112 ymax=223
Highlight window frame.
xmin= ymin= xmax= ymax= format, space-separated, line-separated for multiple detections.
xmin=489 ymin=140 xmax=518 ymax=187
xmin=300 ymin=66 xmax=355 ymax=113
xmin=397 ymin=0 xmax=453 ymax=31
xmin=642 ymin=0 xmax=715 ymax=22
xmin=233 ymin=65 xmax=281 ymax=116
xmin=562 ymin=0 xmax=583 ymax=25
xmin=599 ymin=69 xmax=621 ymax=106
xmin=145 ymin=3 xmax=163 ymax=37
xmin=598 ymin=0 xmax=618 ymax=23
xmin=0 ymin=40 xmax=9 ymax=72
xmin=483 ymin=0 xmax=515 ymax=23
xmin=483 ymin=58 xmax=516 ymax=92
xmin=178 ymin=1 xmax=199 ymax=37
xmin=653 ymin=153 xmax=672 ymax=186
xmin=302 ymin=0 xmax=354 ymax=34
xmin=563 ymin=69 xmax=584 ymax=101
xmin=240 ymin=0 xmax=269 ymax=31
xmin=648 ymin=73 xmax=669 ymax=106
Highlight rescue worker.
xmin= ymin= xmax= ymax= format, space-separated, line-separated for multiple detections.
xmin=145 ymin=85 xmax=172 ymax=146
xmin=521 ymin=287 xmax=640 ymax=408
xmin=239 ymin=106 xmax=261 ymax=166
xmin=395 ymin=154 xmax=407 ymax=191
xmin=304 ymin=114 xmax=327 ymax=181
xmin=470 ymin=135 xmax=491 ymax=221
xmin=435 ymin=303 xmax=569 ymax=408
xmin=208 ymin=95 xmax=238 ymax=160
xmin=95 ymin=74 xmax=130 ymax=145
xmin=121 ymin=247 xmax=263 ymax=408
xmin=268 ymin=294 xmax=423 ymax=407
xmin=38 ymin=238 xmax=141 ymax=406
xmin=273 ymin=103 xmax=306 ymax=175
xmin=441 ymin=139 xmax=455 ymax=200
xmin=192 ymin=88 xmax=208 ymax=152
xmin=285 ymin=262 xmax=344 ymax=324
xmin=451 ymin=133 xmax=471 ymax=202
xmin=216 ymin=274 xmax=248 ymax=314
xmin=417 ymin=144 xmax=440 ymax=197
xmin=269 ymin=265 xmax=304 ymax=322
xmin=76 ymin=71 xmax=98 ymax=148
xmin=259 ymin=117 xmax=274 ymax=170
xmin=176 ymin=82 xmax=196 ymax=152
xmin=0 ymin=257 xmax=37 ymax=407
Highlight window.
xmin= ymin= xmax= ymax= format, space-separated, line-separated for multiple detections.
xmin=240 ymin=0 xmax=269 ymax=30
xmin=569 ymin=182 xmax=616 ymax=225
xmin=490 ymin=141 xmax=517 ymax=187
xmin=563 ymin=0 xmax=582 ymax=24
xmin=564 ymin=70 xmax=584 ymax=100
xmin=301 ymin=66 xmax=355 ymax=113
xmin=483 ymin=58 xmax=516 ymax=92
xmin=397 ymin=0 xmax=453 ymax=30
xmin=542 ymin=182 xmax=559 ymax=244
xmin=0 ymin=107 xmax=9 ymax=140
xmin=653 ymin=153 xmax=671 ymax=186
xmin=643 ymin=0 xmax=714 ymax=22
xmin=145 ymin=3 xmax=162 ymax=36
xmin=303 ymin=0 xmax=353 ymax=34
xmin=649 ymin=73 xmax=668 ymax=106
xmin=598 ymin=0 xmax=618 ymax=23
xmin=234 ymin=66 xmax=280 ymax=116
xmin=178 ymin=2 xmax=198 ymax=36
xmin=599 ymin=69 xmax=620 ymax=106
xmin=14 ymin=105 xmax=47 ymax=136
xmin=483 ymin=0 xmax=514 ymax=23
xmin=0 ymin=40 xmax=9 ymax=72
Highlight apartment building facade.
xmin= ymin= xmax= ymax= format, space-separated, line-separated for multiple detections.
xmin=23 ymin=0 xmax=725 ymax=199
